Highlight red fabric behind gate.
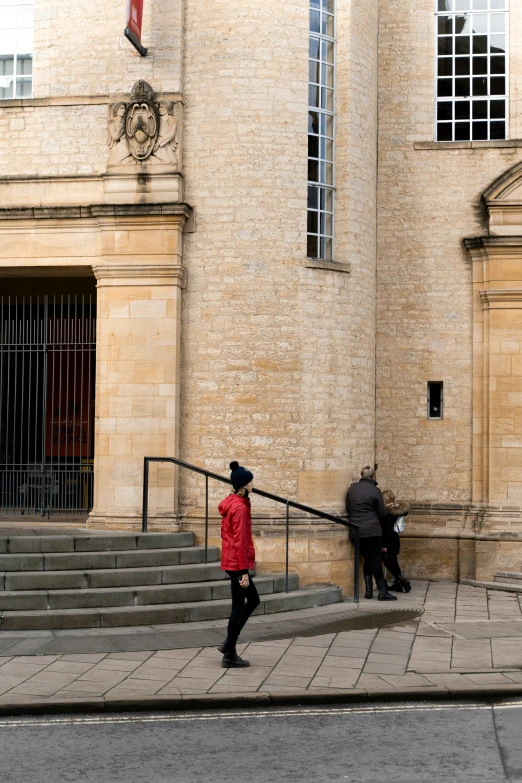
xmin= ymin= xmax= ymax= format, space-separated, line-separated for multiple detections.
xmin=45 ymin=351 xmax=93 ymax=458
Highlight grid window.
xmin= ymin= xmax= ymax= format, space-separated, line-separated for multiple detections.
xmin=435 ymin=0 xmax=508 ymax=142
xmin=0 ymin=0 xmax=34 ymax=99
xmin=308 ymin=0 xmax=335 ymax=260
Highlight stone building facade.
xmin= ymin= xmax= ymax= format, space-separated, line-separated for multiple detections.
xmin=376 ymin=0 xmax=522 ymax=584
xmin=1 ymin=0 xmax=522 ymax=592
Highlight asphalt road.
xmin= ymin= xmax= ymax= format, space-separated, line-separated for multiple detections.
xmin=1 ymin=700 xmax=522 ymax=783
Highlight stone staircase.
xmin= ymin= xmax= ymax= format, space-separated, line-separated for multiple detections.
xmin=0 ymin=531 xmax=342 ymax=630
xmin=462 ymin=570 xmax=522 ymax=594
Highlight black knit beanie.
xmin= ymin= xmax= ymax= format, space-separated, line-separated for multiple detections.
xmin=229 ymin=461 xmax=254 ymax=490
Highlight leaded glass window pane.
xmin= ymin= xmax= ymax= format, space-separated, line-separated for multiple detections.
xmin=435 ymin=0 xmax=508 ymax=141
xmin=0 ymin=0 xmax=33 ymax=98
xmin=308 ymin=0 xmax=335 ymax=259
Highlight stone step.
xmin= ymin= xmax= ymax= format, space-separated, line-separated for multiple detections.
xmin=0 ymin=574 xmax=301 ymax=612
xmin=0 ymin=586 xmax=342 ymax=631
xmin=0 ymin=545 xmax=219 ymax=572
xmin=494 ymin=571 xmax=522 ymax=584
xmin=461 ymin=578 xmax=522 ymax=593
xmin=1 ymin=562 xmax=226 ymax=591
xmin=0 ymin=532 xmax=194 ymax=554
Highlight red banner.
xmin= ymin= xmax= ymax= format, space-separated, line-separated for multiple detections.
xmin=126 ymin=0 xmax=144 ymax=43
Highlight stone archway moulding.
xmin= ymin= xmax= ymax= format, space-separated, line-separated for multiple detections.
xmin=465 ymin=161 xmax=522 ymax=524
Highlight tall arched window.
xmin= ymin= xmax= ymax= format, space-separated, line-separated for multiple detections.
xmin=308 ymin=0 xmax=335 ymax=260
xmin=436 ymin=0 xmax=508 ymax=142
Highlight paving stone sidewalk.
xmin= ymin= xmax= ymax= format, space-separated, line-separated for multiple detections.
xmin=0 ymin=581 xmax=520 ymax=704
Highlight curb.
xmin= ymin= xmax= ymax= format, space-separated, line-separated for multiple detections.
xmin=0 ymin=684 xmax=522 ymax=717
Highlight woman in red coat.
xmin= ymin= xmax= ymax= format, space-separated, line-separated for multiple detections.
xmin=217 ymin=461 xmax=260 ymax=668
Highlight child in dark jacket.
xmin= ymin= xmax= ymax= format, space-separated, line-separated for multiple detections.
xmin=381 ymin=489 xmax=411 ymax=593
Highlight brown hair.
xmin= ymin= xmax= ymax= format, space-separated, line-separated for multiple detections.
xmin=382 ymin=489 xmax=396 ymax=505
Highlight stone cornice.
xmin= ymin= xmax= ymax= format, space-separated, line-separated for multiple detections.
xmin=93 ymin=264 xmax=186 ymax=288
xmin=480 ymin=289 xmax=522 ymax=306
xmin=414 ymin=139 xmax=522 ymax=151
xmin=464 ymin=236 xmax=522 ymax=249
xmin=0 ymin=203 xmax=192 ymax=222
xmin=0 ymin=92 xmax=183 ymax=110
xmin=463 ymin=235 xmax=522 ymax=264
xmin=487 ymin=201 xmax=522 ymax=210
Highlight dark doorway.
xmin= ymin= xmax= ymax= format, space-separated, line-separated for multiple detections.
xmin=0 ymin=277 xmax=96 ymax=516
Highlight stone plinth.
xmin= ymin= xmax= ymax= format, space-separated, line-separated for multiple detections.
xmin=254 ymin=527 xmax=355 ymax=597
xmin=389 ymin=503 xmax=522 ymax=584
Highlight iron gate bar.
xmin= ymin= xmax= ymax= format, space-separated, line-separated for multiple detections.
xmin=142 ymin=456 xmax=360 ymax=603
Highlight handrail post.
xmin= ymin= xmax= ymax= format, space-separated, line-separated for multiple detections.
xmin=142 ymin=458 xmax=149 ymax=533
xmin=205 ymin=473 xmax=209 ymax=564
xmin=353 ymin=526 xmax=360 ymax=603
xmin=285 ymin=500 xmax=290 ymax=593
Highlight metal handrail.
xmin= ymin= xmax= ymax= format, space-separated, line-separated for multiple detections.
xmin=142 ymin=456 xmax=360 ymax=603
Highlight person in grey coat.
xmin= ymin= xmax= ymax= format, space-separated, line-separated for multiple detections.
xmin=345 ymin=466 xmax=397 ymax=601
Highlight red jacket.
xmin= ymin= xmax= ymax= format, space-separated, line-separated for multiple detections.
xmin=218 ymin=493 xmax=256 ymax=571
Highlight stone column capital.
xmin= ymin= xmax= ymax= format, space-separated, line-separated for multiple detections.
xmin=92 ymin=263 xmax=186 ymax=289
xmin=464 ymin=235 xmax=522 ymax=261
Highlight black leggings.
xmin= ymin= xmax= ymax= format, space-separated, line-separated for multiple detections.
xmin=359 ymin=536 xmax=384 ymax=581
xmin=223 ymin=571 xmax=261 ymax=657
xmin=383 ymin=554 xmax=402 ymax=581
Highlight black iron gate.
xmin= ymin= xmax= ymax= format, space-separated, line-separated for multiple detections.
xmin=0 ymin=295 xmax=96 ymax=516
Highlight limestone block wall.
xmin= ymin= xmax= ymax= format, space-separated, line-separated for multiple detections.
xmin=180 ymin=0 xmax=309 ymax=515
xmin=376 ymin=0 xmax=522 ymax=504
xmin=0 ymin=0 xmax=183 ymax=178
xmin=0 ymin=104 xmax=108 ymax=177
xmin=298 ymin=0 xmax=379 ymax=479
xmin=33 ymin=0 xmax=183 ymax=98
xmin=180 ymin=0 xmax=379 ymax=523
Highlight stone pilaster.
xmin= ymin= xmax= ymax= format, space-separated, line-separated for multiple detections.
xmin=88 ymin=262 xmax=185 ymax=530
xmin=465 ymin=237 xmax=522 ymax=514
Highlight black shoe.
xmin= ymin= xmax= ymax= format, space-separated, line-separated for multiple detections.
xmin=221 ymin=654 xmax=250 ymax=668
xmin=400 ymin=577 xmax=411 ymax=593
xmin=364 ymin=575 xmax=374 ymax=599
xmin=388 ymin=580 xmax=404 ymax=593
xmin=218 ymin=641 xmax=227 ymax=654
xmin=377 ymin=578 xmax=397 ymax=602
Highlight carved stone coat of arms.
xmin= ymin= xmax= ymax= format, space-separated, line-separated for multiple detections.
xmin=107 ymin=80 xmax=180 ymax=169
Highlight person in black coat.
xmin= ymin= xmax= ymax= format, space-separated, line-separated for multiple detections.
xmin=381 ymin=489 xmax=411 ymax=593
xmin=346 ymin=466 xmax=396 ymax=601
